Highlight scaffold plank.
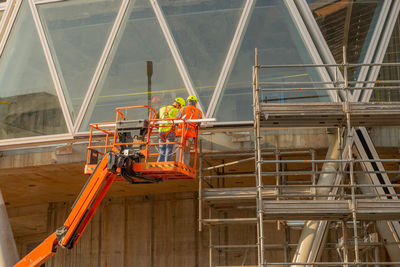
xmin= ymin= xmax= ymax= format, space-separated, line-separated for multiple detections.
xmin=260 ymin=102 xmax=400 ymax=127
xmin=263 ymin=199 xmax=400 ymax=220
xmin=202 ymin=187 xmax=310 ymax=201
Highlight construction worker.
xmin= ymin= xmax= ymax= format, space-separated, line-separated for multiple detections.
xmin=157 ymin=97 xmax=185 ymax=162
xmin=176 ymin=95 xmax=202 ymax=165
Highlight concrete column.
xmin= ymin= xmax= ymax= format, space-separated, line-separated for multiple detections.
xmin=0 ymin=189 xmax=19 ymax=267
xmin=292 ymin=135 xmax=340 ymax=265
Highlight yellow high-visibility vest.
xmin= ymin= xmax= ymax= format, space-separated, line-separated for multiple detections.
xmin=158 ymin=105 xmax=179 ymax=132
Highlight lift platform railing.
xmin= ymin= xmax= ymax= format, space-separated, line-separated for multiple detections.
xmin=85 ymin=106 xmax=202 ymax=178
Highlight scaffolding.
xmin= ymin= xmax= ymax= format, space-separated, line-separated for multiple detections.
xmin=199 ymin=48 xmax=400 ymax=266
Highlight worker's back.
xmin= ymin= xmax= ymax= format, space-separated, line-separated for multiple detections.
xmin=177 ymin=105 xmax=202 ymax=138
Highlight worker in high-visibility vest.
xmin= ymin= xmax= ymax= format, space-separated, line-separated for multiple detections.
xmin=176 ymin=95 xmax=202 ymax=165
xmin=157 ymin=97 xmax=186 ymax=162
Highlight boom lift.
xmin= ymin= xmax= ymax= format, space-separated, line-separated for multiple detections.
xmin=14 ymin=106 xmax=202 ymax=267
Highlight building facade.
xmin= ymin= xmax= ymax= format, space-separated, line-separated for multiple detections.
xmin=0 ymin=0 xmax=400 ymax=266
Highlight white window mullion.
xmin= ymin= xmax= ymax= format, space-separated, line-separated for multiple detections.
xmin=286 ymin=0 xmax=339 ymax=102
xmin=352 ymin=0 xmax=392 ymax=102
xmin=73 ymin=0 xmax=131 ymax=133
xmin=149 ymin=0 xmax=203 ymax=113
xmin=28 ymin=0 xmax=74 ymax=134
xmin=362 ymin=1 xmax=400 ymax=102
xmin=0 ymin=0 xmax=23 ymax=57
xmin=296 ymin=0 xmax=347 ymax=102
xmin=206 ymin=0 xmax=255 ymax=118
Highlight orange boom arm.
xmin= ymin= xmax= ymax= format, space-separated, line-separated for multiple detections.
xmin=15 ymin=105 xmax=201 ymax=267
xmin=15 ymin=153 xmax=116 ymax=267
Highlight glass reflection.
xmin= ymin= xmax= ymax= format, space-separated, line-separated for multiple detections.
xmin=308 ymin=0 xmax=383 ymax=81
xmin=372 ymin=15 xmax=400 ymax=102
xmin=80 ymin=0 xmax=187 ymax=131
xmin=0 ymin=1 xmax=67 ymax=139
xmin=159 ymin=0 xmax=245 ymax=111
xmin=38 ymin=0 xmax=122 ymax=122
xmin=215 ymin=0 xmax=330 ymax=122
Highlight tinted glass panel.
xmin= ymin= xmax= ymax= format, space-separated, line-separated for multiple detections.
xmin=372 ymin=15 xmax=400 ymax=102
xmin=214 ymin=0 xmax=330 ymax=122
xmin=308 ymin=0 xmax=383 ymax=81
xmin=159 ymin=0 xmax=245 ymax=111
xmin=0 ymin=1 xmax=67 ymax=139
xmin=80 ymin=0 xmax=187 ymax=131
xmin=38 ymin=0 xmax=122 ymax=122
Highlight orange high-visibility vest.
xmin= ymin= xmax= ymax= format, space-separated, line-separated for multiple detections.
xmin=176 ymin=105 xmax=202 ymax=138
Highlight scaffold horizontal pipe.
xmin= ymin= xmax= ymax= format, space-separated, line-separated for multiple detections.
xmin=260 ymin=81 xmax=340 ymax=85
xmin=348 ymin=80 xmax=400 ymax=84
xmin=263 ymin=184 xmax=400 ymax=188
xmin=258 ymin=80 xmax=400 ymax=85
xmin=202 ymin=191 xmax=400 ymax=199
xmin=262 ymin=193 xmax=400 ymax=198
xmin=212 ymin=244 xmax=257 ymax=249
xmin=261 ymin=159 xmax=400 ymax=163
xmin=202 ymin=174 xmax=256 ymax=179
xmin=202 ymin=151 xmax=311 ymax=158
xmin=258 ymin=62 xmax=400 ymax=68
xmin=202 ymin=218 xmax=257 ymax=224
xmin=260 ymin=170 xmax=400 ymax=176
xmin=202 ymin=157 xmax=255 ymax=171
xmin=212 ymin=243 xmax=297 ymax=249
xmin=260 ymin=86 xmax=400 ymax=92
xmin=202 ymin=170 xmax=400 ymax=179
xmin=262 ymin=262 xmax=400 ymax=266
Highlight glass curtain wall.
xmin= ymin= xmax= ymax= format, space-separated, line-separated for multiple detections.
xmin=307 ymin=0 xmax=383 ymax=81
xmin=80 ymin=0 xmax=187 ymax=131
xmin=372 ymin=14 xmax=400 ymax=102
xmin=0 ymin=0 xmax=67 ymax=139
xmin=214 ymin=0 xmax=330 ymax=122
xmin=159 ymin=0 xmax=245 ymax=111
xmin=37 ymin=0 xmax=122 ymax=122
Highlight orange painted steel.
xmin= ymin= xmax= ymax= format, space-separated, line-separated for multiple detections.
xmin=15 ymin=153 xmax=115 ymax=267
xmin=15 ymin=106 xmax=200 ymax=267
xmin=85 ymin=105 xmax=199 ymax=179
xmin=14 ymin=233 xmax=57 ymax=267
xmin=61 ymin=153 xmax=115 ymax=248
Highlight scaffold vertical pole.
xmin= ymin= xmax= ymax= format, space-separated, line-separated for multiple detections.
xmin=275 ymin=150 xmax=281 ymax=231
xmin=312 ymin=150 xmax=316 ymax=199
xmin=199 ymin=140 xmax=203 ymax=232
xmin=254 ymin=48 xmax=265 ymax=266
xmin=343 ymin=46 xmax=360 ymax=265
xmin=209 ymin=208 xmax=213 ymax=267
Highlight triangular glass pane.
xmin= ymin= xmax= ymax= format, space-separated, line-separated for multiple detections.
xmin=371 ymin=14 xmax=400 ymax=102
xmin=80 ymin=0 xmax=187 ymax=131
xmin=214 ymin=0 xmax=330 ymax=122
xmin=307 ymin=0 xmax=384 ymax=81
xmin=37 ymin=0 xmax=123 ymax=122
xmin=0 ymin=0 xmax=67 ymax=139
xmin=158 ymin=0 xmax=246 ymax=111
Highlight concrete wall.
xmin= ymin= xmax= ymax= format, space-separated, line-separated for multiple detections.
xmin=14 ymin=192 xmax=307 ymax=266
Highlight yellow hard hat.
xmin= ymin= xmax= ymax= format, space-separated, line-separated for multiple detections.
xmin=187 ymin=95 xmax=198 ymax=104
xmin=174 ymin=97 xmax=185 ymax=107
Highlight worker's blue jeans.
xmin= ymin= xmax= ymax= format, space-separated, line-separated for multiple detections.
xmin=157 ymin=131 xmax=176 ymax=162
